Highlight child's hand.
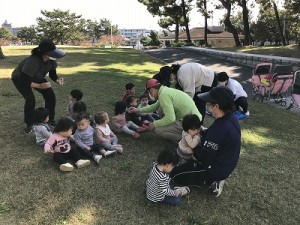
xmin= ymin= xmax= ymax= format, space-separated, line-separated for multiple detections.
xmin=86 ymin=146 xmax=91 ymax=151
xmin=175 ymin=189 xmax=182 ymax=197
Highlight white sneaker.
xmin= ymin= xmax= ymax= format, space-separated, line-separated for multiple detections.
xmin=103 ymin=150 xmax=117 ymax=157
xmin=93 ymin=155 xmax=102 ymax=164
xmin=210 ymin=180 xmax=225 ymax=197
xmin=244 ymin=111 xmax=250 ymax=116
xmin=113 ymin=145 xmax=123 ymax=153
xmin=75 ymin=159 xmax=90 ymax=168
xmin=59 ymin=163 xmax=74 ymax=172
xmin=174 ymin=186 xmax=190 ymax=196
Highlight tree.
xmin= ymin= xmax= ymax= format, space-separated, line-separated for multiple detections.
xmin=140 ymin=36 xmax=151 ymax=46
xmin=36 ymin=9 xmax=84 ymax=44
xmin=236 ymin=0 xmax=252 ymax=45
xmin=17 ymin=26 xmax=38 ymax=45
xmin=0 ymin=27 xmax=13 ymax=59
xmin=181 ymin=0 xmax=193 ymax=43
xmin=84 ymin=19 xmax=103 ymax=43
xmin=100 ymin=18 xmax=119 ymax=35
xmin=149 ymin=30 xmax=161 ymax=46
xmin=256 ymin=0 xmax=286 ymax=45
xmin=196 ymin=0 xmax=210 ymax=46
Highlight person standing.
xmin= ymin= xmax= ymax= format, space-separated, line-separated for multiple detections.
xmin=11 ymin=39 xmax=66 ymax=133
xmin=129 ymin=79 xmax=202 ymax=144
xmin=170 ymin=63 xmax=218 ymax=122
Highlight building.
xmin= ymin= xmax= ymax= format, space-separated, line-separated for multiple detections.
xmin=118 ymin=29 xmax=151 ymax=39
xmin=160 ymin=26 xmax=244 ymax=48
xmin=1 ymin=20 xmax=22 ymax=37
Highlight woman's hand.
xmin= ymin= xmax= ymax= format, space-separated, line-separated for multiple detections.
xmin=56 ymin=78 xmax=64 ymax=85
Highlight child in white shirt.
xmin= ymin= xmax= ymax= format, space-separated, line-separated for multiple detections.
xmin=32 ymin=107 xmax=53 ymax=146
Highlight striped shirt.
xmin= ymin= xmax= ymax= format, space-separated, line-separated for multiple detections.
xmin=146 ymin=162 xmax=176 ymax=202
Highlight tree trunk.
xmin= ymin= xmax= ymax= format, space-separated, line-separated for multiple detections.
xmin=181 ymin=0 xmax=191 ymax=43
xmin=204 ymin=0 xmax=208 ymax=46
xmin=272 ymin=1 xmax=286 ymax=46
xmin=220 ymin=0 xmax=241 ymax=47
xmin=0 ymin=46 xmax=5 ymax=59
xmin=241 ymin=0 xmax=251 ymax=45
xmin=175 ymin=18 xmax=179 ymax=43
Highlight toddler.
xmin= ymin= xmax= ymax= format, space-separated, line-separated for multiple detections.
xmin=112 ymin=101 xmax=144 ymax=138
xmin=138 ymin=94 xmax=159 ymax=122
xmin=177 ymin=114 xmax=201 ymax=161
xmin=121 ymin=82 xmax=135 ymax=101
xmin=66 ymin=89 xmax=83 ymax=117
xmin=74 ymin=112 xmax=105 ymax=163
xmin=125 ymin=95 xmax=146 ymax=127
xmin=146 ymin=149 xmax=190 ymax=206
xmin=32 ymin=107 xmax=53 ymax=146
xmin=94 ymin=111 xmax=123 ymax=154
xmin=44 ymin=117 xmax=90 ymax=172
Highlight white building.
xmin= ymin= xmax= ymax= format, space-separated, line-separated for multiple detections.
xmin=118 ymin=29 xmax=151 ymax=39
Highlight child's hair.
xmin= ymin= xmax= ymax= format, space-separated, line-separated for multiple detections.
xmin=114 ymin=101 xmax=127 ymax=115
xmin=182 ymin=114 xmax=201 ymax=132
xmin=125 ymin=95 xmax=136 ymax=106
xmin=70 ymin=89 xmax=83 ymax=101
xmin=139 ymin=94 xmax=149 ymax=101
xmin=54 ymin=117 xmax=74 ymax=133
xmin=73 ymin=101 xmax=87 ymax=114
xmin=33 ymin=107 xmax=49 ymax=124
xmin=157 ymin=149 xmax=179 ymax=166
xmin=125 ymin=82 xmax=135 ymax=90
xmin=94 ymin=111 xmax=107 ymax=125
xmin=75 ymin=112 xmax=90 ymax=123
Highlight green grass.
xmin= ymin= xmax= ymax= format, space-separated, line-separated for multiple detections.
xmin=0 ymin=46 xmax=299 ymax=225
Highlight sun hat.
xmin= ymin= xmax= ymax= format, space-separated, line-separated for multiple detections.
xmin=38 ymin=39 xmax=66 ymax=58
xmin=146 ymin=79 xmax=161 ymax=89
xmin=197 ymin=86 xmax=234 ymax=107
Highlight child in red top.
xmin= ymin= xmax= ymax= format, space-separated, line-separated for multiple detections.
xmin=121 ymin=82 xmax=135 ymax=101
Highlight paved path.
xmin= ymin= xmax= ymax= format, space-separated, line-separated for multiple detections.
xmin=143 ymin=48 xmax=254 ymax=93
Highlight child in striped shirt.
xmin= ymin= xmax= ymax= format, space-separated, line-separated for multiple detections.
xmin=146 ymin=149 xmax=190 ymax=206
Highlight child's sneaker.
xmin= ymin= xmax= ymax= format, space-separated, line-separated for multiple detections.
xmin=132 ymin=131 xmax=140 ymax=138
xmin=113 ymin=145 xmax=123 ymax=153
xmin=75 ymin=159 xmax=90 ymax=168
xmin=174 ymin=186 xmax=190 ymax=196
xmin=209 ymin=180 xmax=225 ymax=197
xmin=59 ymin=163 xmax=74 ymax=172
xmin=103 ymin=150 xmax=117 ymax=157
xmin=93 ymin=154 xmax=103 ymax=164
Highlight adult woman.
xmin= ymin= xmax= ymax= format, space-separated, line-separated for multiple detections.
xmin=11 ymin=39 xmax=66 ymax=133
xmin=171 ymin=86 xmax=241 ymax=197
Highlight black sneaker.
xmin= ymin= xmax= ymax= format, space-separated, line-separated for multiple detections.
xmin=24 ymin=126 xmax=33 ymax=133
xmin=209 ymin=180 xmax=225 ymax=197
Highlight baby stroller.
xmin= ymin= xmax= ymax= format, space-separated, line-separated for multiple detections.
xmin=251 ymin=63 xmax=273 ymax=97
xmin=287 ymin=70 xmax=300 ymax=110
xmin=252 ymin=64 xmax=293 ymax=105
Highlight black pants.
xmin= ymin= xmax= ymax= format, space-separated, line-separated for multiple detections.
xmin=235 ymin=97 xmax=248 ymax=113
xmin=170 ymin=160 xmax=212 ymax=187
xmin=53 ymin=148 xmax=81 ymax=165
xmin=77 ymin=144 xmax=102 ymax=160
xmin=12 ymin=78 xmax=56 ymax=126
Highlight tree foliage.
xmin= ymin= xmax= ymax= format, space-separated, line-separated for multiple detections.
xmin=0 ymin=27 xmax=13 ymax=59
xmin=148 ymin=30 xmax=161 ymax=46
xmin=17 ymin=26 xmax=39 ymax=44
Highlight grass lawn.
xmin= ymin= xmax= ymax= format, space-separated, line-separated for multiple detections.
xmin=0 ymin=46 xmax=299 ymax=225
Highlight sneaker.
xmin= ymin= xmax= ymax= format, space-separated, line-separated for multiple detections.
xmin=132 ymin=131 xmax=140 ymax=138
xmin=244 ymin=111 xmax=250 ymax=116
xmin=209 ymin=180 xmax=225 ymax=197
xmin=174 ymin=186 xmax=190 ymax=196
xmin=59 ymin=163 xmax=74 ymax=172
xmin=24 ymin=126 xmax=33 ymax=133
xmin=75 ymin=159 xmax=90 ymax=168
xmin=113 ymin=145 xmax=123 ymax=153
xmin=93 ymin=155 xmax=102 ymax=164
xmin=103 ymin=150 xmax=117 ymax=157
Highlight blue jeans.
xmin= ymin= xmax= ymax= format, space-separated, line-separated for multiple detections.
xmin=160 ymin=195 xmax=182 ymax=206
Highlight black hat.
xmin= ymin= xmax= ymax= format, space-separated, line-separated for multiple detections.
xmin=38 ymin=39 xmax=66 ymax=58
xmin=217 ymin=72 xmax=229 ymax=82
xmin=197 ymin=86 xmax=234 ymax=107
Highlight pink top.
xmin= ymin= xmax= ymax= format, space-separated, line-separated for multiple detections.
xmin=44 ymin=133 xmax=71 ymax=154
xmin=121 ymin=90 xmax=135 ymax=101
xmin=94 ymin=124 xmax=116 ymax=143
xmin=112 ymin=113 xmax=127 ymax=129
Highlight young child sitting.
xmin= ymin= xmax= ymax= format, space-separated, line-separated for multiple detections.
xmin=125 ymin=95 xmax=146 ymax=127
xmin=66 ymin=89 xmax=83 ymax=117
xmin=94 ymin=111 xmax=123 ymax=154
xmin=74 ymin=112 xmax=105 ymax=163
xmin=44 ymin=117 xmax=90 ymax=172
xmin=112 ymin=101 xmax=144 ymax=139
xmin=177 ymin=114 xmax=201 ymax=161
xmin=138 ymin=94 xmax=159 ymax=122
xmin=146 ymin=149 xmax=190 ymax=206
xmin=121 ymin=82 xmax=135 ymax=102
xmin=32 ymin=107 xmax=53 ymax=146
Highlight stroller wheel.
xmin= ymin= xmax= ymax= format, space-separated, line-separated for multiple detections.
xmin=274 ymin=99 xmax=282 ymax=104
xmin=254 ymin=94 xmax=263 ymax=102
xmin=280 ymin=101 xmax=287 ymax=106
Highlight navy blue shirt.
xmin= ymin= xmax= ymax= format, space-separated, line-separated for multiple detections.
xmin=194 ymin=113 xmax=241 ymax=181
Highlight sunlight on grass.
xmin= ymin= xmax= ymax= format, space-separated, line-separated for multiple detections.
xmin=62 ymin=205 xmax=100 ymax=225
xmin=242 ymin=127 xmax=275 ymax=146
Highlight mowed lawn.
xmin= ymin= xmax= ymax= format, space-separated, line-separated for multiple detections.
xmin=0 ymin=46 xmax=299 ymax=225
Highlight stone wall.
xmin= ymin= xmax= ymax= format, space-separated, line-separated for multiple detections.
xmin=182 ymin=46 xmax=300 ymax=72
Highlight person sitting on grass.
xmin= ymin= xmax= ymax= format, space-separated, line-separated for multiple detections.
xmin=94 ymin=111 xmax=123 ymax=154
xmin=177 ymin=114 xmax=201 ymax=161
xmin=44 ymin=116 xmax=90 ymax=172
xmin=146 ymin=149 xmax=190 ymax=206
xmin=32 ymin=107 xmax=53 ymax=146
xmin=65 ymin=89 xmax=83 ymax=118
xmin=111 ymin=101 xmax=145 ymax=139
xmin=121 ymin=82 xmax=135 ymax=102
xmin=138 ymin=94 xmax=159 ymax=122
xmin=125 ymin=95 xmax=148 ymax=129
